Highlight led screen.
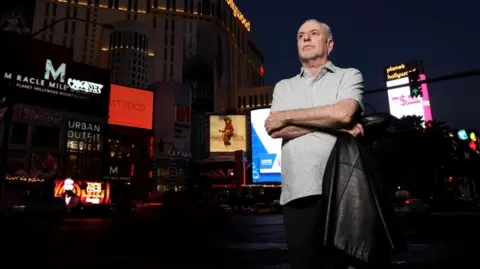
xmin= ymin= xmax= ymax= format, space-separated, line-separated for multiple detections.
xmin=53 ymin=178 xmax=111 ymax=206
xmin=108 ymin=85 xmax=154 ymax=129
xmin=386 ymin=75 xmax=432 ymax=122
xmin=250 ymin=108 xmax=282 ymax=183
xmin=209 ymin=115 xmax=247 ymax=152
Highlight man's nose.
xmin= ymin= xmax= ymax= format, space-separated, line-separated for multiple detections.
xmin=303 ymin=34 xmax=311 ymax=41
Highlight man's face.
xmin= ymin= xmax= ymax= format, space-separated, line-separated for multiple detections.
xmin=63 ymin=178 xmax=74 ymax=191
xmin=297 ymin=21 xmax=333 ymax=61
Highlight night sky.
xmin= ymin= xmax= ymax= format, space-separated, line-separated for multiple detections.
xmin=237 ymin=0 xmax=480 ymax=130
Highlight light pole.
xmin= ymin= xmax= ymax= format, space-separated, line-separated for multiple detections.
xmin=30 ymin=17 xmax=113 ymax=38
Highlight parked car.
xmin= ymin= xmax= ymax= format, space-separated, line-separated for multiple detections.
xmin=393 ymin=196 xmax=430 ymax=217
xmin=252 ymin=203 xmax=277 ymax=215
xmin=219 ymin=204 xmax=234 ymax=213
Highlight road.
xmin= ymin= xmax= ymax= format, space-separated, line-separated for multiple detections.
xmin=4 ymin=213 xmax=480 ymax=268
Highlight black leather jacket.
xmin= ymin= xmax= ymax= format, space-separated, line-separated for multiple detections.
xmin=321 ymin=132 xmax=407 ymax=266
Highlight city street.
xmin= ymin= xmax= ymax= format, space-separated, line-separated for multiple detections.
xmin=4 ymin=213 xmax=480 ymax=268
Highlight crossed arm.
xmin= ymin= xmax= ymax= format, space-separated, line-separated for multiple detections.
xmin=268 ymin=69 xmax=364 ymax=139
xmin=268 ymin=100 xmax=360 ymax=139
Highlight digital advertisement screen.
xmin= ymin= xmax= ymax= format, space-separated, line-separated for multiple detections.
xmin=386 ymin=75 xmax=432 ymax=122
xmin=209 ymin=115 xmax=247 ymax=152
xmin=250 ymin=108 xmax=282 ymax=183
xmin=109 ymin=85 xmax=154 ymax=129
xmin=53 ymin=178 xmax=111 ymax=206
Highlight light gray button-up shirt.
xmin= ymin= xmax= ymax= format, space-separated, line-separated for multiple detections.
xmin=271 ymin=61 xmax=364 ymax=205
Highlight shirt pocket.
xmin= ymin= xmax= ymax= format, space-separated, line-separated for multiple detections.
xmin=312 ymin=74 xmax=341 ymax=106
xmin=283 ymin=80 xmax=309 ymax=110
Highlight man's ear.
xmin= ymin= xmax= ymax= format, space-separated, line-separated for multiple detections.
xmin=327 ymin=39 xmax=334 ymax=55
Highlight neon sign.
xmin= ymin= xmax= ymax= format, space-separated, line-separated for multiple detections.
xmin=53 ymin=179 xmax=111 ymax=205
xmin=385 ymin=62 xmax=420 ymax=81
xmin=225 ymin=0 xmax=251 ymax=31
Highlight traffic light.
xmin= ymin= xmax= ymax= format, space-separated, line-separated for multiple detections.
xmin=408 ymin=70 xmax=422 ymax=98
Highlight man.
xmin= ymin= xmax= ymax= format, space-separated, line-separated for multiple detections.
xmin=62 ymin=178 xmax=80 ymax=208
xmin=265 ymin=19 xmax=364 ymax=269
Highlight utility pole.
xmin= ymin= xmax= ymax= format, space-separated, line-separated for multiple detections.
xmin=30 ymin=17 xmax=113 ymax=38
xmin=364 ymin=69 xmax=480 ymax=95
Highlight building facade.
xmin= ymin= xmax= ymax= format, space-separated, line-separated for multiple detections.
xmin=0 ymin=33 xmax=111 ymax=205
xmin=105 ymin=84 xmax=154 ymax=201
xmin=150 ymin=81 xmax=191 ymax=191
xmin=234 ymin=85 xmax=273 ymax=113
xmin=32 ymin=0 xmax=264 ymax=111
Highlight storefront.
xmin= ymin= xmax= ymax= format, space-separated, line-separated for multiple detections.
xmin=0 ymin=36 xmax=110 ymax=205
xmin=105 ymin=85 xmax=154 ymax=202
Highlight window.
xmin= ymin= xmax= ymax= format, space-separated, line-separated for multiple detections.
xmin=66 ymin=154 xmax=102 ymax=179
xmin=10 ymin=123 xmax=29 ymax=145
xmin=5 ymin=150 xmax=27 ymax=176
xmin=175 ymin=104 xmax=190 ymax=122
xmin=32 ymin=126 xmax=60 ymax=148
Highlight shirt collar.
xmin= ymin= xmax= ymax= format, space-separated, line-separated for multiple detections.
xmin=300 ymin=61 xmax=336 ymax=77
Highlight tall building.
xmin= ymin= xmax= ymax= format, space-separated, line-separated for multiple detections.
xmin=234 ymin=85 xmax=273 ymax=113
xmin=32 ymin=0 xmax=264 ymax=109
xmin=150 ymin=81 xmax=191 ymax=191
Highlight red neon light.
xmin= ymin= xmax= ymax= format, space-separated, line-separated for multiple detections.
xmin=149 ymin=136 xmax=154 ymax=157
xmin=242 ymin=161 xmax=246 ymax=186
xmin=130 ymin=164 xmax=135 ymax=177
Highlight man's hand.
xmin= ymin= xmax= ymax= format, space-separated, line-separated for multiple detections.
xmin=340 ymin=123 xmax=364 ymax=137
xmin=265 ymin=111 xmax=287 ymax=134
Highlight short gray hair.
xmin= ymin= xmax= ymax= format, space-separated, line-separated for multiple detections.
xmin=303 ymin=19 xmax=333 ymax=39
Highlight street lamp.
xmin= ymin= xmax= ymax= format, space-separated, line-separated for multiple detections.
xmin=31 ymin=17 xmax=113 ymax=37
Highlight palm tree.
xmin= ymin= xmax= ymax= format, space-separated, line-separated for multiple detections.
xmin=401 ymin=115 xmax=424 ymax=131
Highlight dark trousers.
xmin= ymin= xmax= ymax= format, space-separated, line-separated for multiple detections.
xmin=284 ymin=195 xmax=350 ymax=269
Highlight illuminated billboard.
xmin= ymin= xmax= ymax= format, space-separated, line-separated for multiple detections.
xmin=0 ymin=42 xmax=110 ymax=116
xmin=209 ymin=115 xmax=246 ymax=152
xmin=385 ymin=62 xmax=432 ymax=122
xmin=53 ymin=178 xmax=111 ymax=205
xmin=250 ymin=108 xmax=282 ymax=183
xmin=108 ymin=85 xmax=154 ymax=129
xmin=384 ymin=61 xmax=420 ymax=81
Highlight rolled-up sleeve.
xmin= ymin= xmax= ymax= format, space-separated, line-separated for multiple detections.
xmin=337 ymin=68 xmax=364 ymax=113
xmin=271 ymin=80 xmax=288 ymax=112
